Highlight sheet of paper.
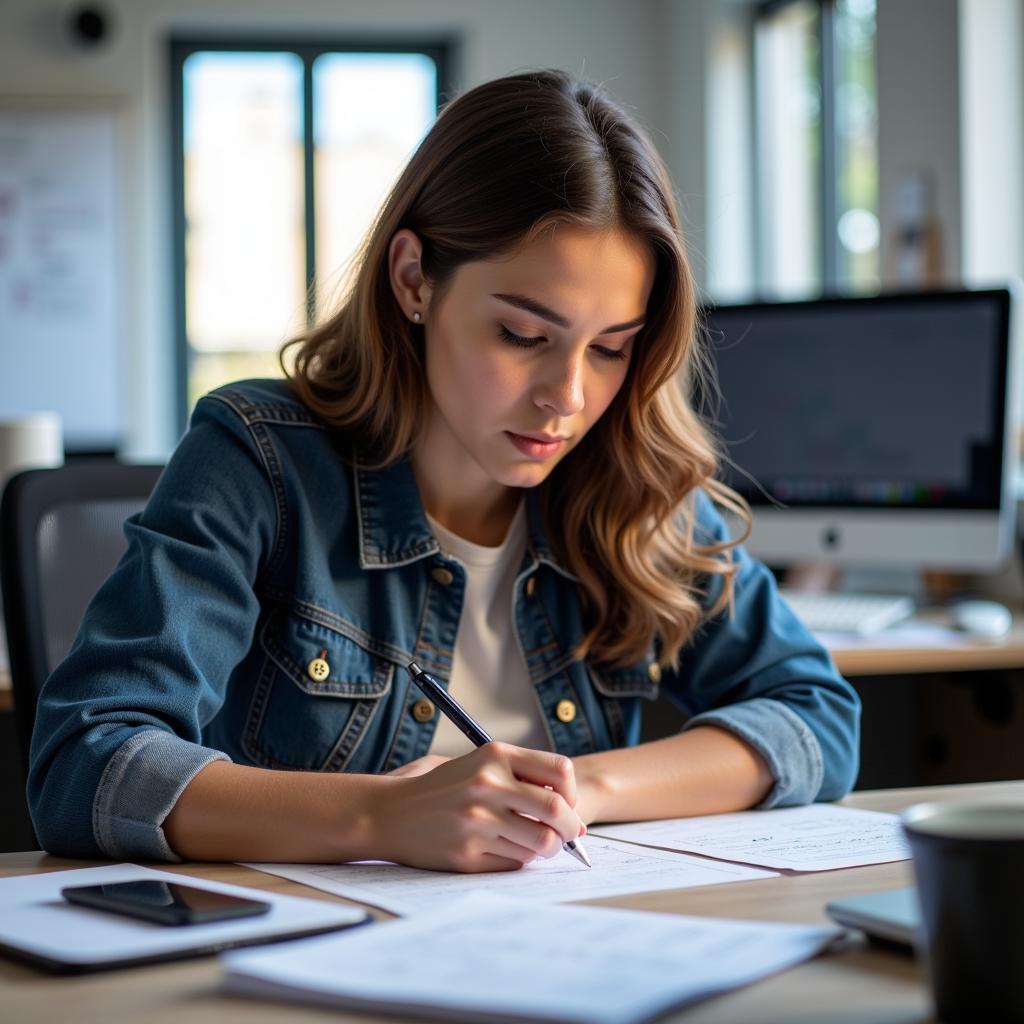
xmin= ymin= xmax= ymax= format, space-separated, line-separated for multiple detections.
xmin=222 ymin=891 xmax=840 ymax=1024
xmin=0 ymin=863 xmax=368 ymax=969
xmin=592 ymin=804 xmax=910 ymax=871
xmin=242 ymin=835 xmax=775 ymax=916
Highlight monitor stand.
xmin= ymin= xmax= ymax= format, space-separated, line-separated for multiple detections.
xmin=841 ymin=567 xmax=926 ymax=602
xmin=785 ymin=563 xmax=927 ymax=603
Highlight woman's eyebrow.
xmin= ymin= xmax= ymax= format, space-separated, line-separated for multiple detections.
xmin=492 ymin=292 xmax=646 ymax=334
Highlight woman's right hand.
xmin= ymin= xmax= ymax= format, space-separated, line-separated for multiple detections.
xmin=369 ymin=742 xmax=585 ymax=873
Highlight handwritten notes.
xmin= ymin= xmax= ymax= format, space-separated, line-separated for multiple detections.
xmin=593 ymin=804 xmax=910 ymax=871
xmin=242 ymin=836 xmax=775 ymax=916
xmin=222 ymin=892 xmax=840 ymax=1024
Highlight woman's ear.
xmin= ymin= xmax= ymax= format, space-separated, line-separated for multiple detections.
xmin=388 ymin=229 xmax=433 ymax=322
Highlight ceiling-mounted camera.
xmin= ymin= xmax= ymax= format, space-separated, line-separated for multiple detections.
xmin=66 ymin=4 xmax=115 ymax=50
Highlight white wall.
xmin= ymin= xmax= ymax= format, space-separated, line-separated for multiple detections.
xmin=960 ymin=0 xmax=1024 ymax=288
xmin=0 ymin=0 xmax=670 ymax=459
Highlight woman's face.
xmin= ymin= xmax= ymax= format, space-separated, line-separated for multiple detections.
xmin=415 ymin=225 xmax=655 ymax=493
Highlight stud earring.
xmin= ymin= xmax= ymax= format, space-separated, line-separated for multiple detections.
xmin=412 ymin=311 xmax=422 ymax=323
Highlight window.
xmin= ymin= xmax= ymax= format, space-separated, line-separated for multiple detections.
xmin=754 ymin=0 xmax=877 ymax=298
xmin=171 ymin=41 xmax=448 ymax=424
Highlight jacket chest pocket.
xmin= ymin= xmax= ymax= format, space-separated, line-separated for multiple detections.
xmin=242 ymin=608 xmax=394 ymax=772
xmin=587 ymin=662 xmax=660 ymax=748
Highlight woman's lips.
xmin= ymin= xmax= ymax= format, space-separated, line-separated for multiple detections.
xmin=505 ymin=431 xmax=567 ymax=459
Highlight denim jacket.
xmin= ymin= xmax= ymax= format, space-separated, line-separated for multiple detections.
xmin=28 ymin=379 xmax=860 ymax=860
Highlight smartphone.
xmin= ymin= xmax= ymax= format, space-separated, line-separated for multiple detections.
xmin=61 ymin=879 xmax=272 ymax=926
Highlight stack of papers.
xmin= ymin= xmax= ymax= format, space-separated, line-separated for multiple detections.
xmin=244 ymin=835 xmax=775 ymax=916
xmin=592 ymin=804 xmax=911 ymax=871
xmin=243 ymin=805 xmax=911 ymax=917
xmin=223 ymin=891 xmax=840 ymax=1024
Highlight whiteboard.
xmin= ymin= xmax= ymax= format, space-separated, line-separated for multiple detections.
xmin=0 ymin=105 xmax=124 ymax=450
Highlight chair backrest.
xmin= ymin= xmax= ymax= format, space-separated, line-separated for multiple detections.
xmin=0 ymin=463 xmax=163 ymax=780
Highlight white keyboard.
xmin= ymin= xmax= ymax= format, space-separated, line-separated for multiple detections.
xmin=779 ymin=589 xmax=915 ymax=637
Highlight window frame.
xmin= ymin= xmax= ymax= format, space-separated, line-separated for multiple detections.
xmin=169 ymin=36 xmax=455 ymax=434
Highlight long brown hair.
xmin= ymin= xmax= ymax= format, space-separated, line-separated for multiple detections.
xmin=284 ymin=68 xmax=749 ymax=669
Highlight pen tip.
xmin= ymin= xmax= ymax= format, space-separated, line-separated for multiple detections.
xmin=565 ymin=840 xmax=592 ymax=868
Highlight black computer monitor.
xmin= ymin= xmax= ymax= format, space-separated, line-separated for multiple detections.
xmin=702 ymin=287 xmax=1016 ymax=569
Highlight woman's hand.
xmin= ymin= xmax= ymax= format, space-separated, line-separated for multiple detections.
xmin=369 ymin=742 xmax=584 ymax=873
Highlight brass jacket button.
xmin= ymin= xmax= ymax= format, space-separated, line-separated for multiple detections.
xmin=412 ymin=698 xmax=436 ymax=723
xmin=555 ymin=699 xmax=577 ymax=723
xmin=647 ymin=662 xmax=662 ymax=683
xmin=525 ymin=576 xmax=536 ymax=597
xmin=307 ymin=657 xmax=330 ymax=682
xmin=431 ymin=566 xmax=454 ymax=586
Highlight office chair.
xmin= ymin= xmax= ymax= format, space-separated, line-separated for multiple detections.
xmin=0 ymin=463 xmax=163 ymax=782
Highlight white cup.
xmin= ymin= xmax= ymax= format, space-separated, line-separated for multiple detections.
xmin=0 ymin=412 xmax=64 ymax=494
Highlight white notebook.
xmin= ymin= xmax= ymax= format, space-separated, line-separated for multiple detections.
xmin=223 ymin=892 xmax=840 ymax=1024
xmin=0 ymin=863 xmax=370 ymax=973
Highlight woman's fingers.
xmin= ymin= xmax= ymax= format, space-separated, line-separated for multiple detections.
xmin=374 ymin=743 xmax=582 ymax=872
xmin=480 ymin=836 xmax=543 ymax=870
xmin=494 ymin=806 xmax=573 ymax=859
xmin=499 ymin=744 xmax=578 ymax=808
xmin=499 ymin=780 xmax=582 ymax=848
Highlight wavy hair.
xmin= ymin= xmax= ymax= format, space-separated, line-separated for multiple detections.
xmin=283 ymin=68 xmax=750 ymax=669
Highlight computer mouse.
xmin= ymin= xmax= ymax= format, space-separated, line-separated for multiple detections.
xmin=949 ymin=600 xmax=1012 ymax=639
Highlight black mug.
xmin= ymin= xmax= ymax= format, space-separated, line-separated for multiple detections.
xmin=902 ymin=802 xmax=1024 ymax=1023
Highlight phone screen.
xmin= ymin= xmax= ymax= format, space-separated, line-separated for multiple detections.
xmin=61 ymin=880 xmax=272 ymax=926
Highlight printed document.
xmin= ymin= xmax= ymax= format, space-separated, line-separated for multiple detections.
xmin=242 ymin=835 xmax=775 ymax=916
xmin=222 ymin=891 xmax=840 ymax=1024
xmin=593 ymin=804 xmax=910 ymax=871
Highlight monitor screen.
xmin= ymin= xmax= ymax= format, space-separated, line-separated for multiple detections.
xmin=702 ymin=288 xmax=1015 ymax=569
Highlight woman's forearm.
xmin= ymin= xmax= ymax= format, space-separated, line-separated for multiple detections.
xmin=162 ymin=744 xmax=584 ymax=871
xmin=162 ymin=728 xmax=771 ymax=862
xmin=571 ymin=725 xmax=774 ymax=825
xmin=163 ymin=760 xmax=388 ymax=862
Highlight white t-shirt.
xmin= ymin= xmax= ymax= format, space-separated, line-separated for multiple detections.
xmin=425 ymin=502 xmax=552 ymax=757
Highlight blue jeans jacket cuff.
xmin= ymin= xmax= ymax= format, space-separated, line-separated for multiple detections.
xmin=93 ymin=730 xmax=231 ymax=861
xmin=682 ymin=697 xmax=824 ymax=807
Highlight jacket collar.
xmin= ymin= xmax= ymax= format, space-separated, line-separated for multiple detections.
xmin=354 ymin=456 xmax=577 ymax=581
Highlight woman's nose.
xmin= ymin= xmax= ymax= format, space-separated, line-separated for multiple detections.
xmin=535 ymin=355 xmax=585 ymax=417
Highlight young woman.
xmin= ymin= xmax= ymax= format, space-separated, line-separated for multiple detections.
xmin=28 ymin=69 xmax=859 ymax=872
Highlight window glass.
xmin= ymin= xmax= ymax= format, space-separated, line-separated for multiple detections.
xmin=313 ymin=53 xmax=436 ymax=315
xmin=755 ymin=0 xmax=822 ymax=298
xmin=182 ymin=52 xmax=305 ymax=407
xmin=180 ymin=49 xmax=438 ymax=411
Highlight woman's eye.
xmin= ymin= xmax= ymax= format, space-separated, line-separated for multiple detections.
xmin=498 ymin=325 xmax=544 ymax=347
xmin=592 ymin=345 xmax=628 ymax=362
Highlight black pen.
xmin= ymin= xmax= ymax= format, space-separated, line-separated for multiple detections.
xmin=406 ymin=661 xmax=592 ymax=868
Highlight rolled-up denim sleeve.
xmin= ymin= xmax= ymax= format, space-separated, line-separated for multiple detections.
xmin=27 ymin=392 xmax=278 ymax=859
xmin=668 ymin=492 xmax=861 ymax=806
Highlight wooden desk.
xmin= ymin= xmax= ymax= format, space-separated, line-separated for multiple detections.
xmin=3 ymin=779 xmax=1022 ymax=1023
xmin=828 ymin=609 xmax=1024 ymax=677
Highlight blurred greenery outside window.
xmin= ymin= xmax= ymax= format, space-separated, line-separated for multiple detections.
xmin=172 ymin=43 xmax=442 ymax=420
xmin=755 ymin=0 xmax=878 ymax=299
